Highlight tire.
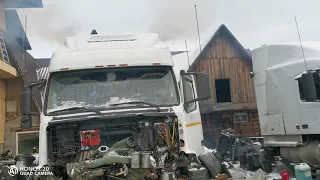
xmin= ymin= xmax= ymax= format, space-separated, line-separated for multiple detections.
xmin=246 ymin=155 xmax=255 ymax=170
xmin=259 ymin=150 xmax=273 ymax=173
xmin=188 ymin=167 xmax=209 ymax=180
xmin=261 ymin=161 xmax=272 ymax=173
xmin=198 ymin=152 xmax=221 ymax=178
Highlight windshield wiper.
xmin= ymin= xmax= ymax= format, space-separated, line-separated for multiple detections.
xmin=49 ymin=107 xmax=102 ymax=115
xmin=109 ymin=101 xmax=161 ymax=112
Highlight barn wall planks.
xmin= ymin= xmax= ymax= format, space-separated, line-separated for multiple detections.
xmin=194 ymin=34 xmax=256 ymax=105
xmin=202 ymin=111 xmax=261 ymax=149
xmin=5 ymin=78 xmax=23 ymax=116
xmin=5 ymin=77 xmax=38 ymax=116
xmin=191 ymin=28 xmax=261 ymax=148
xmin=4 ymin=76 xmax=40 ymax=154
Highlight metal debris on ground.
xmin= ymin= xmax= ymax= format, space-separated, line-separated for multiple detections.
xmin=248 ymin=168 xmax=266 ymax=180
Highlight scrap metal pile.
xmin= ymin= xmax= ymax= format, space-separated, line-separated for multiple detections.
xmin=217 ymin=128 xmax=274 ymax=173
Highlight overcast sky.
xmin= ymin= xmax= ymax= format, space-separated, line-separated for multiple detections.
xmin=17 ymin=0 xmax=320 ymax=72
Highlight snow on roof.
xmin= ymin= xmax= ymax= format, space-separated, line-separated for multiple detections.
xmin=252 ymin=41 xmax=320 ymax=73
xmin=60 ymin=33 xmax=166 ymax=52
xmin=49 ymin=33 xmax=174 ymax=72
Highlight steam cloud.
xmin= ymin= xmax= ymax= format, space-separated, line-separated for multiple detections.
xmin=19 ymin=3 xmax=79 ymax=45
xmin=19 ymin=0 xmax=217 ymax=49
xmin=149 ymin=0 xmax=217 ymax=41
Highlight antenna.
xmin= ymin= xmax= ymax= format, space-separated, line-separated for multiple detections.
xmin=23 ymin=14 xmax=27 ymax=73
xmin=185 ymin=40 xmax=190 ymax=69
xmin=195 ymin=5 xmax=201 ymax=52
xmin=295 ymin=17 xmax=308 ymax=71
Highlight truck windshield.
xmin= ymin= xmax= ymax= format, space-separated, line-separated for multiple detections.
xmin=45 ymin=67 xmax=179 ymax=114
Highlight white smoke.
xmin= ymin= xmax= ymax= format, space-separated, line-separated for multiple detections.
xmin=149 ymin=0 xmax=218 ymax=41
xmin=17 ymin=0 xmax=218 ymax=59
xmin=19 ymin=0 xmax=217 ymax=44
xmin=18 ymin=2 xmax=79 ymax=45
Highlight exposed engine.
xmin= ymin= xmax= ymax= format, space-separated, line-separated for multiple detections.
xmin=46 ymin=115 xmax=182 ymax=179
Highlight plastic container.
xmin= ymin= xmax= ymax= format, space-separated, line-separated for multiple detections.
xmin=161 ymin=168 xmax=176 ymax=180
xmin=281 ymin=170 xmax=289 ymax=180
xmin=294 ymin=163 xmax=312 ymax=180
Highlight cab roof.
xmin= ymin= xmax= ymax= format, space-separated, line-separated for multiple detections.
xmin=252 ymin=42 xmax=320 ymax=73
xmin=49 ymin=33 xmax=174 ymax=72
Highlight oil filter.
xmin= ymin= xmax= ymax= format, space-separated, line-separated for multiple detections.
xmin=130 ymin=152 xmax=140 ymax=169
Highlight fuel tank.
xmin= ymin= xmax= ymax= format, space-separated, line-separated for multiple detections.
xmin=280 ymin=141 xmax=320 ymax=166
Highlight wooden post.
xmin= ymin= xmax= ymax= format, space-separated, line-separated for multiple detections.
xmin=0 ymin=79 xmax=5 ymax=145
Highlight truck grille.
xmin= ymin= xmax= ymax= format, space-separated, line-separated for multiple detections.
xmin=47 ymin=123 xmax=81 ymax=158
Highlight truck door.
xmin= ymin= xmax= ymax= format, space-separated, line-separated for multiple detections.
xmin=179 ymin=74 xmax=205 ymax=155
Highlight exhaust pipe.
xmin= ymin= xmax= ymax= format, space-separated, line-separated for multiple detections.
xmin=111 ymin=137 xmax=135 ymax=148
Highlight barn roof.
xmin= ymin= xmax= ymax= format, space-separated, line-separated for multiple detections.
xmin=189 ymin=24 xmax=252 ymax=71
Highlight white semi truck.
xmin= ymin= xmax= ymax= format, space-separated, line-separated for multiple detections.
xmin=251 ymin=43 xmax=320 ymax=169
xmin=18 ymin=33 xmax=221 ymax=179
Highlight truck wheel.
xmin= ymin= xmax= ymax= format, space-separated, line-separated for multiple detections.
xmin=261 ymin=161 xmax=272 ymax=173
xmin=188 ymin=167 xmax=209 ymax=180
xmin=246 ymin=155 xmax=255 ymax=170
xmin=198 ymin=152 xmax=221 ymax=178
xmin=259 ymin=150 xmax=273 ymax=173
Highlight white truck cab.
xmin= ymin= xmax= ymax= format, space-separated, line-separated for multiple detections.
xmin=20 ymin=33 xmax=214 ymax=179
xmin=252 ymin=42 xmax=320 ymax=166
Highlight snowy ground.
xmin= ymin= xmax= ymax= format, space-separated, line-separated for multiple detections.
xmin=204 ymin=147 xmax=296 ymax=180
xmin=226 ymin=162 xmax=296 ymax=180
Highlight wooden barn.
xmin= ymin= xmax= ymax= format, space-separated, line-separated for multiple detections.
xmin=189 ymin=24 xmax=261 ymax=149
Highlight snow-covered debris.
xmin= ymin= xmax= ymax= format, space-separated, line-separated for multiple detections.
xmin=32 ymin=153 xmax=39 ymax=166
xmin=227 ymin=162 xmax=254 ymax=179
xmin=204 ymin=146 xmax=216 ymax=153
xmin=248 ymin=169 xmax=266 ymax=180
xmin=226 ymin=161 xmax=296 ymax=180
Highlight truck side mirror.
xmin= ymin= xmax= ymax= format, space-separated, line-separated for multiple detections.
xmin=20 ymin=86 xmax=33 ymax=128
xmin=180 ymin=71 xmax=211 ymax=106
xmin=19 ymin=80 xmax=46 ymax=128
xmin=301 ymin=72 xmax=317 ymax=101
xmin=20 ymin=86 xmax=32 ymax=114
xmin=195 ymin=73 xmax=211 ymax=101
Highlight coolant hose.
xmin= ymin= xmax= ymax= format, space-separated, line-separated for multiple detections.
xmin=82 ymin=156 xmax=131 ymax=169
xmin=108 ymin=148 xmax=132 ymax=152
xmin=111 ymin=137 xmax=135 ymax=148
xmin=96 ymin=148 xmax=132 ymax=158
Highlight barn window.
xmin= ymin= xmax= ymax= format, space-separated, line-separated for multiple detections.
xmin=215 ymin=79 xmax=231 ymax=103
xmin=16 ymin=131 xmax=39 ymax=155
